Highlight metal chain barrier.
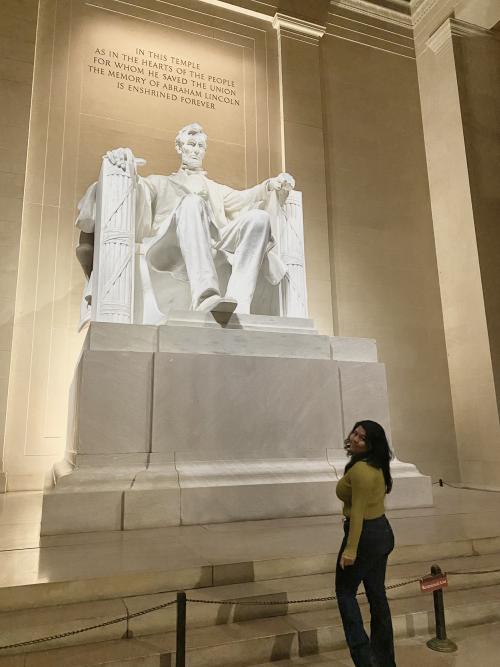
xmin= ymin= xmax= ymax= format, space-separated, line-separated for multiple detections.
xmin=0 ymin=576 xmax=423 ymax=652
xmin=385 ymin=577 xmax=422 ymax=590
xmin=187 ymin=577 xmax=424 ymax=606
xmin=0 ymin=598 xmax=176 ymax=652
xmin=433 ymin=478 xmax=500 ymax=493
xmin=448 ymin=567 xmax=500 ymax=575
xmin=187 ymin=594 xmax=336 ymax=606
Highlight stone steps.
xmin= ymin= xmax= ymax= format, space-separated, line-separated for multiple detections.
xmin=2 ymin=583 xmax=500 ymax=666
xmin=2 ymin=529 xmax=499 ymax=613
xmin=0 ymin=553 xmax=500 ymax=643
xmin=1 ymin=545 xmax=500 ymax=657
xmin=4 ymin=487 xmax=500 ymax=664
xmin=0 ymin=524 xmax=500 ymax=655
xmin=125 ymin=550 xmax=500 ymax=636
xmin=253 ymin=655 xmax=349 ymax=667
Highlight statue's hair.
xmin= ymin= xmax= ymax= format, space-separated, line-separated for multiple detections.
xmin=175 ymin=123 xmax=207 ymax=149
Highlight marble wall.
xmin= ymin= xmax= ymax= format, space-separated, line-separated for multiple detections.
xmin=0 ymin=0 xmax=38 ymax=492
xmin=320 ymin=4 xmax=460 ymax=481
xmin=2 ymin=0 xmax=500 ymax=492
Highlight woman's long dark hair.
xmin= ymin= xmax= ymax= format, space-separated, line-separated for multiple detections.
xmin=344 ymin=420 xmax=393 ymax=493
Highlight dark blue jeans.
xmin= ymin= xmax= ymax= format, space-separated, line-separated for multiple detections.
xmin=335 ymin=515 xmax=396 ymax=667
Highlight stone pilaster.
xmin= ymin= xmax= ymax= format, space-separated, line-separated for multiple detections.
xmin=272 ymin=13 xmax=333 ymax=335
xmin=417 ymin=18 xmax=500 ymax=489
xmin=0 ymin=0 xmax=39 ymax=493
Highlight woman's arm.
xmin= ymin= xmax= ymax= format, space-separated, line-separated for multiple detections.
xmin=341 ymin=464 xmax=373 ymax=565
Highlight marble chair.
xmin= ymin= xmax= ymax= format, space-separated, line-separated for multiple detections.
xmin=77 ymin=153 xmax=308 ymax=327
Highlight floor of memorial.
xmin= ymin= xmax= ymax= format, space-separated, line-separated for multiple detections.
xmin=1 ymin=486 xmax=500 ymax=665
xmin=323 ymin=623 xmax=500 ymax=666
xmin=0 ymin=485 xmax=499 ymax=590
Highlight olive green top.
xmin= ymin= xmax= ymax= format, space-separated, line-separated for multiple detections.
xmin=335 ymin=460 xmax=386 ymax=560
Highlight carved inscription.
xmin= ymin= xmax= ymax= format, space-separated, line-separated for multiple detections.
xmin=88 ymin=47 xmax=241 ymax=111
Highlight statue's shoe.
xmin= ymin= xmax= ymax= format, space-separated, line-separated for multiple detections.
xmin=197 ymin=295 xmax=238 ymax=314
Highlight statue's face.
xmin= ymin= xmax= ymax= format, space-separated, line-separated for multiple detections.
xmin=177 ymin=132 xmax=207 ymax=169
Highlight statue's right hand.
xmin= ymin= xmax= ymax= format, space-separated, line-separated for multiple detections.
xmin=105 ymin=148 xmax=146 ymax=172
xmin=105 ymin=148 xmax=131 ymax=171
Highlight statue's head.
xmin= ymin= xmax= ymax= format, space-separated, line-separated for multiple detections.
xmin=175 ymin=123 xmax=207 ymax=170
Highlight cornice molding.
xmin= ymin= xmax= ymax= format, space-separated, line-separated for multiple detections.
xmin=427 ymin=17 xmax=500 ymax=54
xmin=272 ymin=12 xmax=327 ymax=42
xmin=197 ymin=0 xmax=500 ymax=35
xmin=450 ymin=17 xmax=500 ymax=40
xmin=411 ymin=0 xmax=440 ymax=27
xmin=330 ymin=0 xmax=467 ymax=30
xmin=195 ymin=0 xmax=274 ymax=22
xmin=330 ymin=0 xmax=412 ymax=28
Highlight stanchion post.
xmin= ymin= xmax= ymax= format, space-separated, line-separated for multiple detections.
xmin=176 ymin=591 xmax=187 ymax=667
xmin=426 ymin=565 xmax=457 ymax=653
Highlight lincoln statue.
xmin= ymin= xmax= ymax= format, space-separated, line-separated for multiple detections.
xmin=76 ymin=123 xmax=295 ymax=323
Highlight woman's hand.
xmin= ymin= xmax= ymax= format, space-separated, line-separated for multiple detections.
xmin=340 ymin=554 xmax=355 ymax=569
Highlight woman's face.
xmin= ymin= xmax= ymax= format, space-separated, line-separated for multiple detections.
xmin=348 ymin=425 xmax=368 ymax=456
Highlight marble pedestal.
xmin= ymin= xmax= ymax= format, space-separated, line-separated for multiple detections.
xmin=41 ymin=314 xmax=432 ymax=534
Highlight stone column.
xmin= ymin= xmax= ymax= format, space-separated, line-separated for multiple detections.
xmin=272 ymin=12 xmax=333 ymax=335
xmin=417 ymin=18 xmax=500 ymax=488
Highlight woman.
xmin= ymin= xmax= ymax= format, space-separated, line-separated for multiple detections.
xmin=335 ymin=420 xmax=396 ymax=667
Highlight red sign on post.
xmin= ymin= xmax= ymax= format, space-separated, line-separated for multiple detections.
xmin=420 ymin=573 xmax=448 ymax=593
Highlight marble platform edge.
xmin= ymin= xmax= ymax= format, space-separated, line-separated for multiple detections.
xmin=165 ymin=310 xmax=317 ymax=333
xmin=48 ymin=456 xmax=342 ymax=493
xmin=49 ymin=453 xmax=431 ymax=488
xmin=84 ymin=320 xmax=378 ymax=362
xmin=158 ymin=325 xmax=332 ymax=359
xmin=72 ymin=453 xmax=151 ymax=467
xmin=41 ymin=453 xmax=434 ymax=535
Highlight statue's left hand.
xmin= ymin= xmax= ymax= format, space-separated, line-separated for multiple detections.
xmin=267 ymin=172 xmax=295 ymax=193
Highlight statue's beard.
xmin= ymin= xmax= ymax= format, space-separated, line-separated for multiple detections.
xmin=182 ymin=156 xmax=204 ymax=171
